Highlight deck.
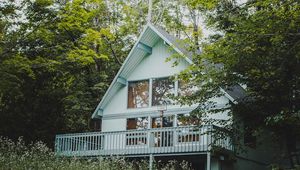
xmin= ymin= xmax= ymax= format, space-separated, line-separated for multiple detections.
xmin=55 ymin=125 xmax=233 ymax=157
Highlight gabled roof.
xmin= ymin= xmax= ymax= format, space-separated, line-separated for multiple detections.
xmin=92 ymin=23 xmax=245 ymax=119
xmin=221 ymin=85 xmax=247 ymax=104
xmin=92 ymin=23 xmax=192 ymax=119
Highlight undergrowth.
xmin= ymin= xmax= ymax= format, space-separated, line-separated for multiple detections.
xmin=0 ymin=137 xmax=192 ymax=170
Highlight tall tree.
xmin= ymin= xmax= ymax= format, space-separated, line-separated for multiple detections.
xmin=0 ymin=0 xmax=143 ymax=146
xmin=177 ymin=0 xmax=300 ymax=167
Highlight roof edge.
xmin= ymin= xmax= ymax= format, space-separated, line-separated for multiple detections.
xmin=92 ymin=23 xmax=218 ymax=119
xmin=92 ymin=24 xmax=153 ymax=119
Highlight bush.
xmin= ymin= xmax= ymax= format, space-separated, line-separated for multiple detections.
xmin=0 ymin=137 xmax=192 ymax=170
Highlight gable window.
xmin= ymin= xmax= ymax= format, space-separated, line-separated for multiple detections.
xmin=152 ymin=77 xmax=175 ymax=106
xmin=128 ymin=80 xmax=149 ymax=108
xmin=178 ymin=80 xmax=196 ymax=96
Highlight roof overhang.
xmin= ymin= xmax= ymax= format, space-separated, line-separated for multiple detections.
xmin=92 ymin=23 xmax=244 ymax=119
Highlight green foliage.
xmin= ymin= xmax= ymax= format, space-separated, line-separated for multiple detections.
xmin=0 ymin=137 xmax=192 ymax=170
xmin=0 ymin=0 xmax=202 ymax=148
xmin=177 ymin=0 xmax=300 ymax=166
xmin=0 ymin=0 xmax=138 ymax=146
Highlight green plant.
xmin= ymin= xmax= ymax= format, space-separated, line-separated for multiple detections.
xmin=0 ymin=137 xmax=192 ymax=170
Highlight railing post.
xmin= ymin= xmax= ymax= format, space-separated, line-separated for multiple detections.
xmin=147 ymin=116 xmax=152 ymax=151
xmin=55 ymin=136 xmax=59 ymax=154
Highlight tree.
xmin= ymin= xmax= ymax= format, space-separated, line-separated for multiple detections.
xmin=177 ymin=0 xmax=300 ymax=167
xmin=0 ymin=0 xmax=140 ymax=146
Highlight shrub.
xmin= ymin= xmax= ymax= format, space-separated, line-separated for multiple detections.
xmin=0 ymin=137 xmax=192 ymax=170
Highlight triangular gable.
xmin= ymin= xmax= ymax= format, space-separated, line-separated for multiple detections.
xmin=92 ymin=23 xmax=245 ymax=119
xmin=92 ymin=23 xmax=192 ymax=119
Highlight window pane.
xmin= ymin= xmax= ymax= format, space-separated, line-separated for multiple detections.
xmin=152 ymin=78 xmax=175 ymax=106
xmin=127 ymin=117 xmax=148 ymax=130
xmin=177 ymin=114 xmax=201 ymax=126
xmin=126 ymin=117 xmax=148 ymax=146
xmin=178 ymin=80 xmax=197 ymax=96
xmin=128 ymin=80 xmax=149 ymax=108
xmin=152 ymin=116 xmax=173 ymax=128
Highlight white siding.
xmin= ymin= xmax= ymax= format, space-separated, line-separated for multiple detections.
xmin=102 ymin=119 xmax=126 ymax=132
xmin=103 ymin=87 xmax=127 ymax=116
xmin=102 ymin=38 xmax=230 ymax=132
xmin=103 ymin=39 xmax=190 ymax=118
xmin=128 ymin=40 xmax=189 ymax=80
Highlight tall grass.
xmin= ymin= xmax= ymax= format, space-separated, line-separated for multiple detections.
xmin=0 ymin=137 xmax=192 ymax=170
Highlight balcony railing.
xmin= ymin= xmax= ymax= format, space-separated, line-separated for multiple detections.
xmin=55 ymin=125 xmax=233 ymax=157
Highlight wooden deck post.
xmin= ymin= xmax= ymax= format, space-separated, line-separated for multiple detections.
xmin=149 ymin=154 xmax=154 ymax=170
xmin=206 ymin=152 xmax=211 ymax=170
xmin=206 ymin=126 xmax=211 ymax=170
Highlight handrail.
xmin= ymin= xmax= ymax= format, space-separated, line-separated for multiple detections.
xmin=55 ymin=125 xmax=233 ymax=157
xmin=56 ymin=125 xmax=213 ymax=136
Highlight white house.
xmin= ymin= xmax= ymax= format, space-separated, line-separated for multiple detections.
xmin=55 ymin=23 xmax=281 ymax=170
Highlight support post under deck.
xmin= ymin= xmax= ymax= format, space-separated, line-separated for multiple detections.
xmin=207 ymin=152 xmax=211 ymax=170
xmin=149 ymin=154 xmax=154 ymax=170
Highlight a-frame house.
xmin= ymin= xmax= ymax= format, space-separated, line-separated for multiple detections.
xmin=55 ymin=23 xmax=278 ymax=170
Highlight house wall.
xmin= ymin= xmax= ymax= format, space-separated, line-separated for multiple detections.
xmin=127 ymin=40 xmax=189 ymax=80
xmin=103 ymin=40 xmax=188 ymax=117
xmin=232 ymin=118 xmax=285 ymax=170
xmin=102 ymin=119 xmax=126 ymax=132
xmin=234 ymin=133 xmax=294 ymax=170
xmin=101 ymin=39 xmax=230 ymax=132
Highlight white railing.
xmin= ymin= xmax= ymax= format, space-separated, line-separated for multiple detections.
xmin=55 ymin=125 xmax=233 ymax=157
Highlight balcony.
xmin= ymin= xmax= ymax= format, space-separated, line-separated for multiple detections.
xmin=55 ymin=125 xmax=233 ymax=157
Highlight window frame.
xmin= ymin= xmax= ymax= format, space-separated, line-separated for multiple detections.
xmin=151 ymin=76 xmax=176 ymax=106
xmin=127 ymin=79 xmax=150 ymax=109
xmin=126 ymin=117 xmax=149 ymax=130
xmin=127 ymin=76 xmax=182 ymax=109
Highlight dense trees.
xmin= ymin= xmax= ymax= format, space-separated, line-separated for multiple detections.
xmin=177 ymin=0 xmax=300 ymax=167
xmin=0 ymin=0 xmax=144 ymax=146
xmin=0 ymin=0 xmax=201 ymax=147
xmin=1 ymin=1 xmax=299 ymax=168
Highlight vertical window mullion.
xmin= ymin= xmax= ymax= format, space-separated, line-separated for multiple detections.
xmin=174 ymin=80 xmax=179 ymax=97
xmin=149 ymin=78 xmax=153 ymax=107
xmin=173 ymin=114 xmax=177 ymax=127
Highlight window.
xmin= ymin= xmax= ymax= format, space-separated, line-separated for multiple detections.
xmin=151 ymin=116 xmax=174 ymax=147
xmin=177 ymin=114 xmax=201 ymax=127
xmin=126 ymin=117 xmax=148 ymax=146
xmin=127 ymin=77 xmax=194 ymax=109
xmin=128 ymin=80 xmax=149 ymax=108
xmin=151 ymin=116 xmax=173 ymax=128
xmin=126 ymin=117 xmax=148 ymax=130
xmin=152 ymin=78 xmax=175 ymax=106
xmin=244 ymin=127 xmax=256 ymax=148
xmin=177 ymin=114 xmax=201 ymax=142
xmin=178 ymin=80 xmax=196 ymax=96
